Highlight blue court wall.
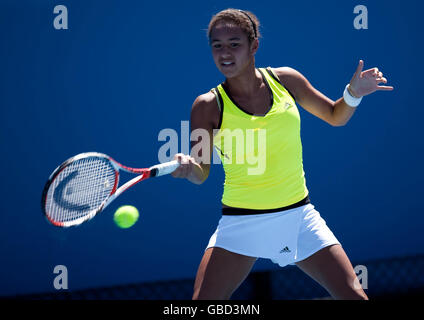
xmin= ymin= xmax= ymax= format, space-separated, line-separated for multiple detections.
xmin=0 ymin=0 xmax=423 ymax=296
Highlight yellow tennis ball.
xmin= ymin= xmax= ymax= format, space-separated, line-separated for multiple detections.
xmin=113 ymin=205 xmax=139 ymax=228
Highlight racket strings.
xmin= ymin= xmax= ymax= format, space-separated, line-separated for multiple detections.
xmin=45 ymin=157 xmax=117 ymax=224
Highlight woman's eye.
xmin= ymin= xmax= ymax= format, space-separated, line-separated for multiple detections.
xmin=212 ymin=43 xmax=239 ymax=49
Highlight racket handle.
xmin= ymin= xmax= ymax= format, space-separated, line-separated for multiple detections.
xmin=150 ymin=160 xmax=180 ymax=177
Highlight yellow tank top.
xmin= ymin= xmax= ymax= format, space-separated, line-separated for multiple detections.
xmin=212 ymin=67 xmax=309 ymax=210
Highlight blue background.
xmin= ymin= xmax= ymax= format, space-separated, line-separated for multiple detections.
xmin=0 ymin=0 xmax=423 ymax=296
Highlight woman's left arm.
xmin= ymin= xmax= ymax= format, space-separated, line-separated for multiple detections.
xmin=275 ymin=60 xmax=394 ymax=126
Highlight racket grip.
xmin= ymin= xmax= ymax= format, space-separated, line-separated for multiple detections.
xmin=150 ymin=160 xmax=180 ymax=177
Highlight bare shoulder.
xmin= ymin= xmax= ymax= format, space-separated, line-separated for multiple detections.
xmin=192 ymin=90 xmax=216 ymax=108
xmin=272 ymin=67 xmax=310 ymax=101
xmin=273 ymin=66 xmax=304 ymax=79
xmin=273 ymin=67 xmax=308 ymax=85
xmin=191 ymin=91 xmax=220 ymax=129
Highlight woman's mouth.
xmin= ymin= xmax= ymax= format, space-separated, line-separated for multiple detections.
xmin=221 ymin=61 xmax=235 ymax=68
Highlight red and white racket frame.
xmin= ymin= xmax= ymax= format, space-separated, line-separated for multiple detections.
xmin=41 ymin=152 xmax=180 ymax=227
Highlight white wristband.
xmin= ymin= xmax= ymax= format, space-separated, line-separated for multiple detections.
xmin=343 ymin=84 xmax=362 ymax=107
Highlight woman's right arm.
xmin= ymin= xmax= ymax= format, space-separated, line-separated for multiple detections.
xmin=171 ymin=92 xmax=219 ymax=185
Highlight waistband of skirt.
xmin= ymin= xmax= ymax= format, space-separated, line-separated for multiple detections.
xmin=221 ymin=195 xmax=311 ymax=216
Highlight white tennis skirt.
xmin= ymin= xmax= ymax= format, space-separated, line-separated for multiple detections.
xmin=206 ymin=203 xmax=340 ymax=267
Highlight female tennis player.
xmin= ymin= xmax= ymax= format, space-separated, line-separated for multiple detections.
xmin=171 ymin=8 xmax=393 ymax=300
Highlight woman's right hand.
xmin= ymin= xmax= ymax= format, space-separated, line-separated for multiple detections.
xmin=171 ymin=153 xmax=197 ymax=179
xmin=171 ymin=153 xmax=208 ymax=185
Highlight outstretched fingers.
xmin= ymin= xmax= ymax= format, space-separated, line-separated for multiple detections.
xmin=377 ymin=85 xmax=394 ymax=91
xmin=353 ymin=60 xmax=364 ymax=80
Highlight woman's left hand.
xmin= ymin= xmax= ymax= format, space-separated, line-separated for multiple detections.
xmin=348 ymin=60 xmax=394 ymax=98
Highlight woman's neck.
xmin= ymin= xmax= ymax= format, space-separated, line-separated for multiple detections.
xmin=223 ymin=61 xmax=262 ymax=98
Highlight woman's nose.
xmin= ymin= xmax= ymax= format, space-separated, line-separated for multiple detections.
xmin=220 ymin=47 xmax=232 ymax=59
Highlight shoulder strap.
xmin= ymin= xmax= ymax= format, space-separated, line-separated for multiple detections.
xmin=265 ymin=66 xmax=296 ymax=102
xmin=210 ymin=87 xmax=224 ymax=130
xmin=210 ymin=87 xmax=223 ymax=112
xmin=265 ymin=66 xmax=282 ymax=85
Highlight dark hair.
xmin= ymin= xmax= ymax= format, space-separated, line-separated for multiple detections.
xmin=207 ymin=8 xmax=261 ymax=44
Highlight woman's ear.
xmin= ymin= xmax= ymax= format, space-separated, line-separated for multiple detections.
xmin=250 ymin=38 xmax=259 ymax=55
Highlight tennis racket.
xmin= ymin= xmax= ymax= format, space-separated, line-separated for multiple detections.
xmin=41 ymin=152 xmax=180 ymax=227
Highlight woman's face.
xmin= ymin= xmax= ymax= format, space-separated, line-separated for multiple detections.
xmin=209 ymin=22 xmax=257 ymax=78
